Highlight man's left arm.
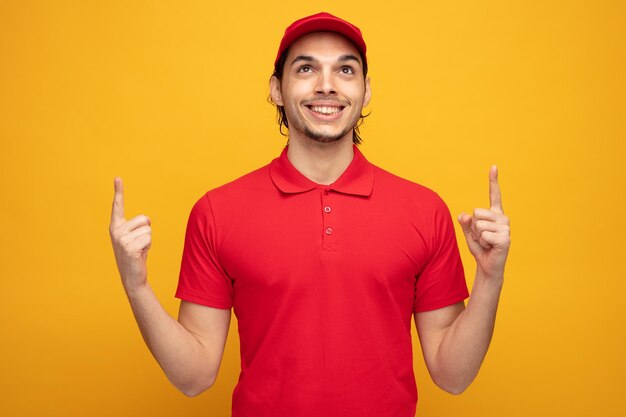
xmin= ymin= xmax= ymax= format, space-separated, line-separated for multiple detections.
xmin=415 ymin=166 xmax=510 ymax=394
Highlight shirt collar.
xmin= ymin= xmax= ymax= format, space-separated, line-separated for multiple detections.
xmin=269 ymin=145 xmax=374 ymax=197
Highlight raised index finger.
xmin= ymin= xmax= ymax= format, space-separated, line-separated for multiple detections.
xmin=489 ymin=165 xmax=504 ymax=213
xmin=110 ymin=177 xmax=125 ymax=227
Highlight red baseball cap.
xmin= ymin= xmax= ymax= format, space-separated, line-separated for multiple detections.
xmin=274 ymin=12 xmax=367 ymax=68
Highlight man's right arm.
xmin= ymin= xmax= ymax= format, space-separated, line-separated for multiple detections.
xmin=109 ymin=177 xmax=230 ymax=397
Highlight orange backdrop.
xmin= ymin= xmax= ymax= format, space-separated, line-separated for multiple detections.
xmin=1 ymin=1 xmax=625 ymax=416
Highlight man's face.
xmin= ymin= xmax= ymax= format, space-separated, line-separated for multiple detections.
xmin=270 ymin=32 xmax=371 ymax=144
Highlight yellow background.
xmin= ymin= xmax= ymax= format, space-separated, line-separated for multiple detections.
xmin=1 ymin=1 xmax=625 ymax=416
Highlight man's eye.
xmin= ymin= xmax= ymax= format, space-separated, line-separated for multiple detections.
xmin=297 ymin=66 xmax=312 ymax=73
xmin=341 ymin=66 xmax=355 ymax=74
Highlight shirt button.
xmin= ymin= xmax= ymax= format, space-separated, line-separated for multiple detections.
xmin=324 ymin=206 xmax=332 ymax=213
xmin=325 ymin=227 xmax=333 ymax=235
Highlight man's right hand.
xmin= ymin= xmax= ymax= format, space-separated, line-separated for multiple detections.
xmin=109 ymin=177 xmax=152 ymax=294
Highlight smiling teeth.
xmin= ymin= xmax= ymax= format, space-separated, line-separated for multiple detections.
xmin=310 ymin=106 xmax=341 ymax=115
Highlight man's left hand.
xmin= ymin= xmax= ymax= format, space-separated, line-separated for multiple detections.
xmin=458 ymin=166 xmax=511 ymax=281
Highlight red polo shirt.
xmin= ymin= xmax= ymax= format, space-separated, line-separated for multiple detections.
xmin=176 ymin=146 xmax=468 ymax=417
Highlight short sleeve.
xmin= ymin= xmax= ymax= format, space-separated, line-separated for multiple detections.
xmin=414 ymin=197 xmax=469 ymax=312
xmin=175 ymin=194 xmax=233 ymax=309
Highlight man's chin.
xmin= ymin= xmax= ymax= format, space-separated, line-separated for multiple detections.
xmin=304 ymin=127 xmax=351 ymax=143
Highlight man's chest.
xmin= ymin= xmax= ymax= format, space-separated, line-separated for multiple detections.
xmin=215 ymin=190 xmax=432 ymax=305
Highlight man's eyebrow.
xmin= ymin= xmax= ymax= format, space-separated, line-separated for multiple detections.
xmin=290 ymin=55 xmax=315 ymax=66
xmin=290 ymin=54 xmax=362 ymax=66
xmin=338 ymin=54 xmax=361 ymax=65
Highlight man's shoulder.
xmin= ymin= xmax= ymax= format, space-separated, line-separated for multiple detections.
xmin=191 ymin=160 xmax=275 ymax=210
xmin=372 ymin=164 xmax=446 ymax=206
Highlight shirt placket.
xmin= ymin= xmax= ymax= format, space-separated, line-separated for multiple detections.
xmin=321 ymin=187 xmax=338 ymax=252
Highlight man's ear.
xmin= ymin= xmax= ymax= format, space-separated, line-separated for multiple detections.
xmin=270 ymin=76 xmax=283 ymax=106
xmin=363 ymin=76 xmax=372 ymax=108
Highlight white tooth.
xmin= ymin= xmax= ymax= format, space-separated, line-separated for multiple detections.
xmin=312 ymin=106 xmax=339 ymax=114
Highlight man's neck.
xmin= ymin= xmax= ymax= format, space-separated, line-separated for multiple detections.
xmin=286 ymin=135 xmax=355 ymax=185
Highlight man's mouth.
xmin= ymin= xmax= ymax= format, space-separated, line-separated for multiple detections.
xmin=306 ymin=105 xmax=344 ymax=115
xmin=309 ymin=105 xmax=342 ymax=115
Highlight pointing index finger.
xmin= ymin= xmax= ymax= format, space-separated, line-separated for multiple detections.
xmin=111 ymin=177 xmax=125 ymax=226
xmin=489 ymin=165 xmax=504 ymax=213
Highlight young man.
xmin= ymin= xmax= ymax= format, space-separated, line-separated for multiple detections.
xmin=109 ymin=12 xmax=510 ymax=417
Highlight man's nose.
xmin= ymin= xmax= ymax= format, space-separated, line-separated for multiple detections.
xmin=315 ymin=69 xmax=337 ymax=95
